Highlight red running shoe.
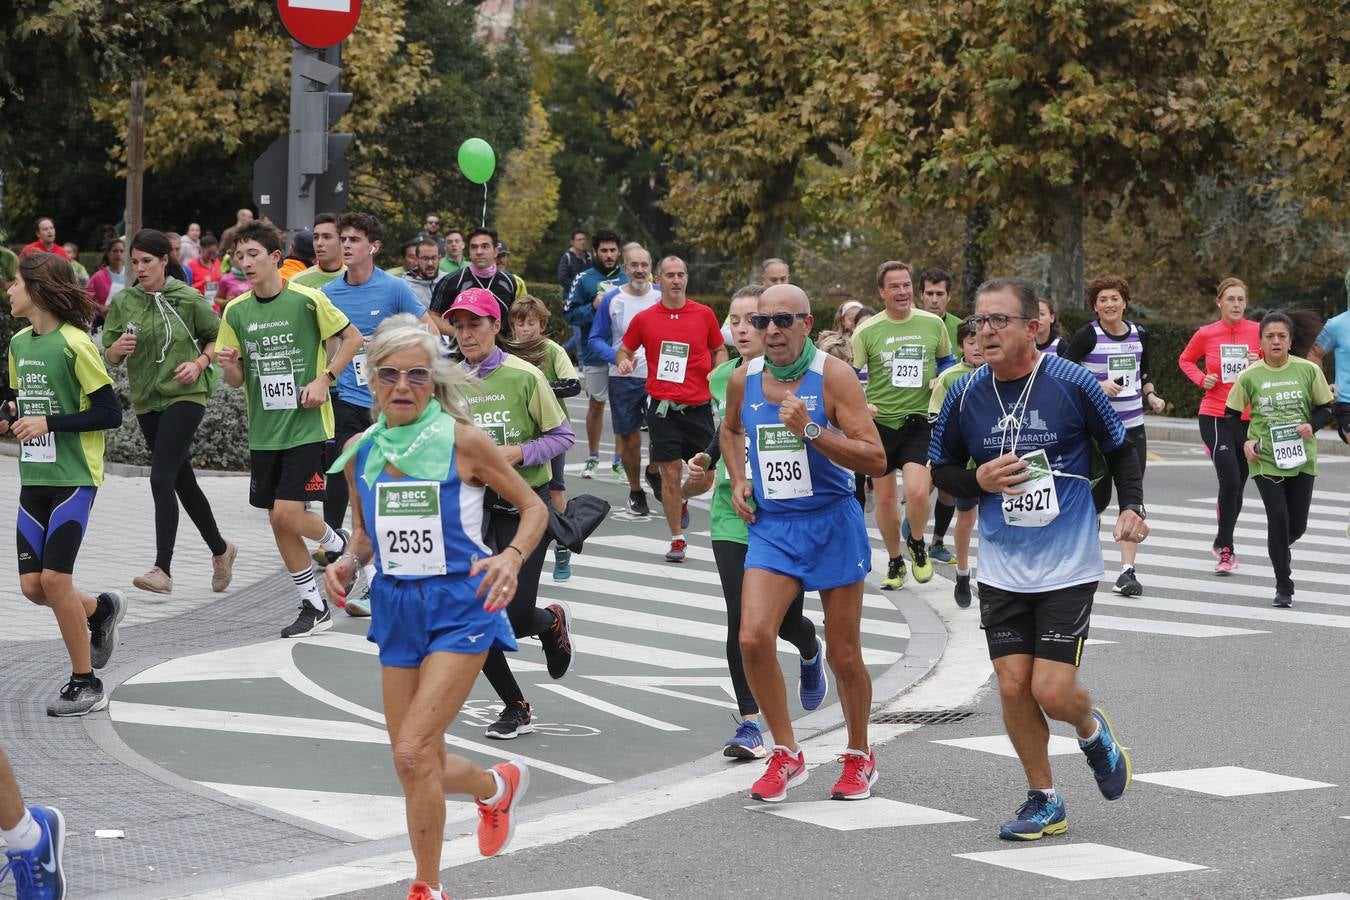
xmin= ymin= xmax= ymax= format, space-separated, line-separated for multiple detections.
xmin=750 ymin=746 xmax=808 ymax=802
xmin=831 ymin=748 xmax=878 ymax=800
xmin=477 ymin=759 xmax=530 ymax=856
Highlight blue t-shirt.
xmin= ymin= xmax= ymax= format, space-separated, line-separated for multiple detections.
xmin=322 ymin=268 xmax=426 ymax=407
xmin=929 ymin=353 xmax=1127 ymax=593
xmin=1314 ymin=310 xmax=1350 ymax=403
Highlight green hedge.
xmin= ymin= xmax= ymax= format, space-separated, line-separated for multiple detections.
xmin=104 ymin=364 xmax=252 ymax=471
xmin=1056 ymin=310 xmax=1205 ymax=419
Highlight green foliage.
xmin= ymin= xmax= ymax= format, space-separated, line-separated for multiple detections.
xmin=495 ymin=95 xmax=562 ymax=265
xmin=104 ymin=366 xmax=251 ymax=470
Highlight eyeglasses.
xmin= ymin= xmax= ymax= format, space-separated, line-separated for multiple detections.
xmin=748 ymin=312 xmax=810 ymax=330
xmin=375 ymin=366 xmax=433 ymax=388
xmin=966 ymin=314 xmax=1033 ymax=331
xmin=425 ymin=220 xmax=440 ymax=226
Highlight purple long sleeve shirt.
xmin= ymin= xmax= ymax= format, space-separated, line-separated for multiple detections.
xmin=470 ymin=347 xmax=576 ymax=467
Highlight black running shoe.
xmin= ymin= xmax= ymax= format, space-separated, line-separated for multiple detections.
xmin=629 ymin=490 xmax=650 ymax=517
xmin=485 ymin=702 xmax=534 ymax=739
xmin=281 ymin=604 xmax=332 ymax=639
xmin=645 ymin=466 xmax=663 ymax=499
xmin=1273 ymin=592 xmax=1293 ymax=608
xmin=954 ymin=573 xmax=972 ymax=609
xmin=316 ymin=528 xmax=350 ymax=568
xmin=89 ymin=590 xmax=127 ymax=670
xmin=541 ymin=602 xmax=575 ymax=679
xmin=1112 ymin=568 xmax=1143 ymax=597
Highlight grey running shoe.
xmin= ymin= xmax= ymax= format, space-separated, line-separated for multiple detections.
xmin=132 ymin=566 xmax=172 ymax=594
xmin=211 ymin=541 xmax=239 ymax=593
xmin=47 ymin=678 xmax=107 ymax=717
xmin=1112 ymin=568 xmax=1143 ymax=597
xmin=89 ymin=591 xmax=127 ymax=670
xmin=281 ymin=604 xmax=332 ymax=638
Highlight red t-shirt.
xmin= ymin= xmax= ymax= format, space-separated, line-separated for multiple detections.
xmin=621 ymin=298 xmax=723 ymax=404
xmin=20 ymin=241 xmax=68 ymax=259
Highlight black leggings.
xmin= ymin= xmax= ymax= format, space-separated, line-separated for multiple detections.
xmin=1199 ymin=415 xmax=1249 ymax=550
xmin=712 ymin=540 xmax=818 ymax=716
xmin=137 ymin=403 xmax=228 ymax=574
xmin=1093 ymin=425 xmax=1148 ymax=514
xmin=480 ymin=505 xmax=554 ymax=706
xmin=1253 ymin=473 xmax=1314 ymax=596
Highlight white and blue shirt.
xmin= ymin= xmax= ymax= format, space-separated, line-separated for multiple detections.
xmin=1314 ymin=310 xmax=1350 ymax=403
xmin=929 ymin=353 xmax=1127 ymax=593
xmin=322 ymin=268 xmax=426 ymax=408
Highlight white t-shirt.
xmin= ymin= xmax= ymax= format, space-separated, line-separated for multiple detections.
xmin=607 ymin=285 xmax=661 ymax=379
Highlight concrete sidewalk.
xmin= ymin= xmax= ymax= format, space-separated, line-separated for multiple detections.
xmin=1143 ymin=414 xmax=1350 ymax=456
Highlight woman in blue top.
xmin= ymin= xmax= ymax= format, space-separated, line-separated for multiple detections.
xmin=324 ymin=315 xmax=546 ymax=900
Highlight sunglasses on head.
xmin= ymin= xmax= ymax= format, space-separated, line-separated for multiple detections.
xmin=748 ymin=312 xmax=810 ymax=330
xmin=375 ymin=366 xmax=433 ymax=388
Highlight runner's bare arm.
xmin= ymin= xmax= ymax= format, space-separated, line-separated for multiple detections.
xmin=324 ymin=436 xmax=372 ymax=601
xmin=815 ymin=355 xmax=886 ymax=476
xmin=720 ymin=366 xmax=754 ymax=521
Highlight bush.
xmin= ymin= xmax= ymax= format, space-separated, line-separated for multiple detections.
xmin=105 ymin=364 xmax=251 ymax=471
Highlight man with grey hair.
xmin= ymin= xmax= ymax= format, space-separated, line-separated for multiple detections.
xmin=760 ymin=258 xmax=790 ymax=286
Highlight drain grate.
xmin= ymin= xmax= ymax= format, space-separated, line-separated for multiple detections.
xmin=871 ymin=709 xmax=975 ymax=725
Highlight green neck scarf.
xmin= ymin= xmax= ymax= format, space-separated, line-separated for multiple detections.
xmin=328 ymin=400 xmax=458 ymax=488
xmin=764 ymin=338 xmax=817 ymax=382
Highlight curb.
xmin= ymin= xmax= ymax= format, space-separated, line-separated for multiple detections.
xmin=1144 ymin=415 xmax=1349 ymax=457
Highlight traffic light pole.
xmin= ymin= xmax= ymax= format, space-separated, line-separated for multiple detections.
xmin=285 ymin=43 xmax=318 ymax=236
xmin=283 ymin=41 xmax=352 ymax=237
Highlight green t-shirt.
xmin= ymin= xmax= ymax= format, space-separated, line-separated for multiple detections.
xmin=944 ymin=312 xmax=963 ymax=357
xmin=440 ymin=258 xmax=467 ymax=274
xmin=708 ymin=357 xmax=751 ymax=544
xmin=8 ymin=323 xmax=114 ymax=486
xmin=216 ymin=281 xmax=351 ymax=450
xmin=1227 ymin=357 xmax=1334 ymax=477
xmin=851 ymin=308 xmax=952 ymax=426
xmin=929 ymin=361 xmax=978 ymax=416
xmin=540 ymin=339 xmax=579 ymax=384
xmin=292 ymin=265 xmax=346 ymax=290
xmin=465 ymin=355 xmax=567 ymax=489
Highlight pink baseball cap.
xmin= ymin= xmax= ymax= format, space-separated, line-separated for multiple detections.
xmin=443 ymin=287 xmax=501 ymax=321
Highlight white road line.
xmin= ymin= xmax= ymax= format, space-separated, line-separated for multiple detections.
xmin=581 ymin=675 xmax=740 ymax=710
xmin=1089 ymin=615 xmax=1266 ymax=638
xmin=196 ymin=783 xmax=425 ymax=840
xmin=568 ymin=633 xmax=727 ymax=669
xmin=1092 ymin=592 xmax=1350 ymax=628
xmin=1185 ymin=497 xmax=1346 ymax=519
xmin=1099 ymin=571 xmax=1350 ymax=609
xmin=532 ymin=684 xmax=688 ymax=731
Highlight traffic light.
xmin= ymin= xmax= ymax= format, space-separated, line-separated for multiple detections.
xmin=294 ymin=52 xmax=352 ymax=177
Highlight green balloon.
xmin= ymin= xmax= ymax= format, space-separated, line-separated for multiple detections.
xmin=458 ymin=138 xmax=496 ymax=184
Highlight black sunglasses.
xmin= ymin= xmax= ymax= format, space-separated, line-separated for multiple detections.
xmin=748 ymin=312 xmax=810 ymax=330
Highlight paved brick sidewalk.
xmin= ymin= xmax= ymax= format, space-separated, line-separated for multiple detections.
xmin=0 ymin=454 xmax=288 ymax=642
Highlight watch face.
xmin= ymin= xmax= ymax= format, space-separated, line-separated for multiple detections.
xmin=804 ymin=422 xmax=821 ymax=439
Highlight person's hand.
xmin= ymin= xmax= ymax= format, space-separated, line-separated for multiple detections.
xmin=0 ymin=402 xmax=12 ymax=435
xmin=173 ymin=359 xmax=203 ymax=384
xmin=1202 ymin=373 xmax=1218 ymax=390
xmin=976 ymin=452 xmax=1029 ymax=495
xmin=683 ymin=452 xmax=715 ymax=496
xmin=1295 ymin=422 xmax=1313 ymax=439
xmin=617 ymin=356 xmax=635 ymax=375
xmin=1243 ymin=439 xmax=1259 ymax=461
xmin=499 ymin=443 xmax=525 ymax=466
xmin=471 ymin=550 xmax=523 ymax=611
xmin=867 ymin=403 xmax=878 ymax=418
xmin=216 ymin=346 xmax=241 ymax=372
xmin=1102 ymin=379 xmax=1123 ymax=398
xmin=301 ymin=378 xmax=329 ymax=408
xmin=730 ymin=481 xmax=756 ymax=524
xmin=111 ymin=332 xmax=137 ymax=359
xmin=323 ymin=556 xmax=357 ymax=604
xmin=1147 ymin=392 xmax=1166 ymax=414
xmin=779 ymin=395 xmax=811 ymax=437
xmin=1114 ymin=510 xmax=1149 ymax=544
xmin=11 ymin=416 xmax=49 ymax=443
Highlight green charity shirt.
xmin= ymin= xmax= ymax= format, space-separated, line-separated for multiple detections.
xmin=540 ymin=339 xmax=578 ymax=383
xmin=216 ymin=281 xmax=351 ymax=450
xmin=8 ymin=322 xmax=114 ymax=486
xmin=1227 ymin=357 xmax=1334 ymax=477
xmin=292 ymin=265 xmax=346 ymax=290
xmin=851 ymin=308 xmax=953 ymax=426
xmin=708 ymin=357 xmax=751 ymax=544
xmin=465 ymin=355 xmax=567 ymax=489
xmin=929 ymin=361 xmax=978 ymax=416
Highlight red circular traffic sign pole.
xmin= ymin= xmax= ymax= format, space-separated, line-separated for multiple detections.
xmin=277 ymin=0 xmax=362 ymax=48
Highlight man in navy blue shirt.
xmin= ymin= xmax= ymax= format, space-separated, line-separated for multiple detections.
xmin=930 ymin=276 xmax=1145 ymax=842
xmin=564 ymin=229 xmax=625 ymax=478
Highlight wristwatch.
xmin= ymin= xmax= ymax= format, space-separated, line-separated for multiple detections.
xmin=803 ymin=421 xmax=822 ymax=442
xmin=1120 ymin=503 xmax=1147 ymax=519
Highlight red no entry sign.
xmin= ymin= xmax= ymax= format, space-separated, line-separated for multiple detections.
xmin=277 ymin=0 xmax=362 ymax=48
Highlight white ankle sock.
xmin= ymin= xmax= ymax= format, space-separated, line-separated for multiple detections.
xmin=290 ymin=567 xmax=325 ymax=611
xmin=1 ymin=810 xmax=41 ymax=852
xmin=482 ymin=769 xmax=506 ymax=806
xmin=1034 ymin=787 xmax=1057 ymax=801
xmin=1079 ymin=722 xmax=1101 ymax=745
xmin=318 ymin=525 xmax=346 ymax=553
xmin=1120 ymin=565 xmax=1134 ymax=577
xmin=362 ymin=564 xmax=378 ymax=586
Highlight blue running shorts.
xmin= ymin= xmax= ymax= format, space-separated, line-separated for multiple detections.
xmin=746 ymin=496 xmax=872 ymax=593
xmin=367 ymin=574 xmax=518 ymax=668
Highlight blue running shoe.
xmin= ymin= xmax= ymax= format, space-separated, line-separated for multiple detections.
xmin=723 ymin=719 xmax=766 ymax=760
xmin=928 ymin=541 xmax=955 ymax=564
xmin=798 ymin=639 xmax=829 ymax=711
xmin=1 ymin=805 xmax=66 ymax=899
xmin=1081 ymin=707 xmax=1132 ymax=800
xmin=999 ymin=790 xmax=1067 ymax=841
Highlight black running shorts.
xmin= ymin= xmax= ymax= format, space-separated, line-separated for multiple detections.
xmin=250 ymin=442 xmax=328 ymax=509
xmin=978 ymin=580 xmax=1096 ymax=666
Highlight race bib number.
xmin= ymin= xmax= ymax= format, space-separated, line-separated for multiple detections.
xmin=17 ymin=396 xmax=55 ymax=464
xmin=204 ymin=282 xmax=219 ymax=306
xmin=1107 ymin=354 xmax=1138 ymax=396
xmin=376 ymin=482 xmax=447 ymax=576
xmin=1001 ymin=449 xmax=1059 ymax=527
xmin=890 ymin=345 xmax=924 ymax=388
xmin=256 ymin=356 xmax=297 ymax=411
xmin=1219 ymin=344 xmax=1248 ymax=384
xmin=1269 ymin=423 xmax=1307 ymax=470
xmin=656 ymin=341 xmax=689 ymax=383
xmin=755 ymin=424 xmax=812 ymax=498
xmin=352 ymin=346 xmax=369 ymax=386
